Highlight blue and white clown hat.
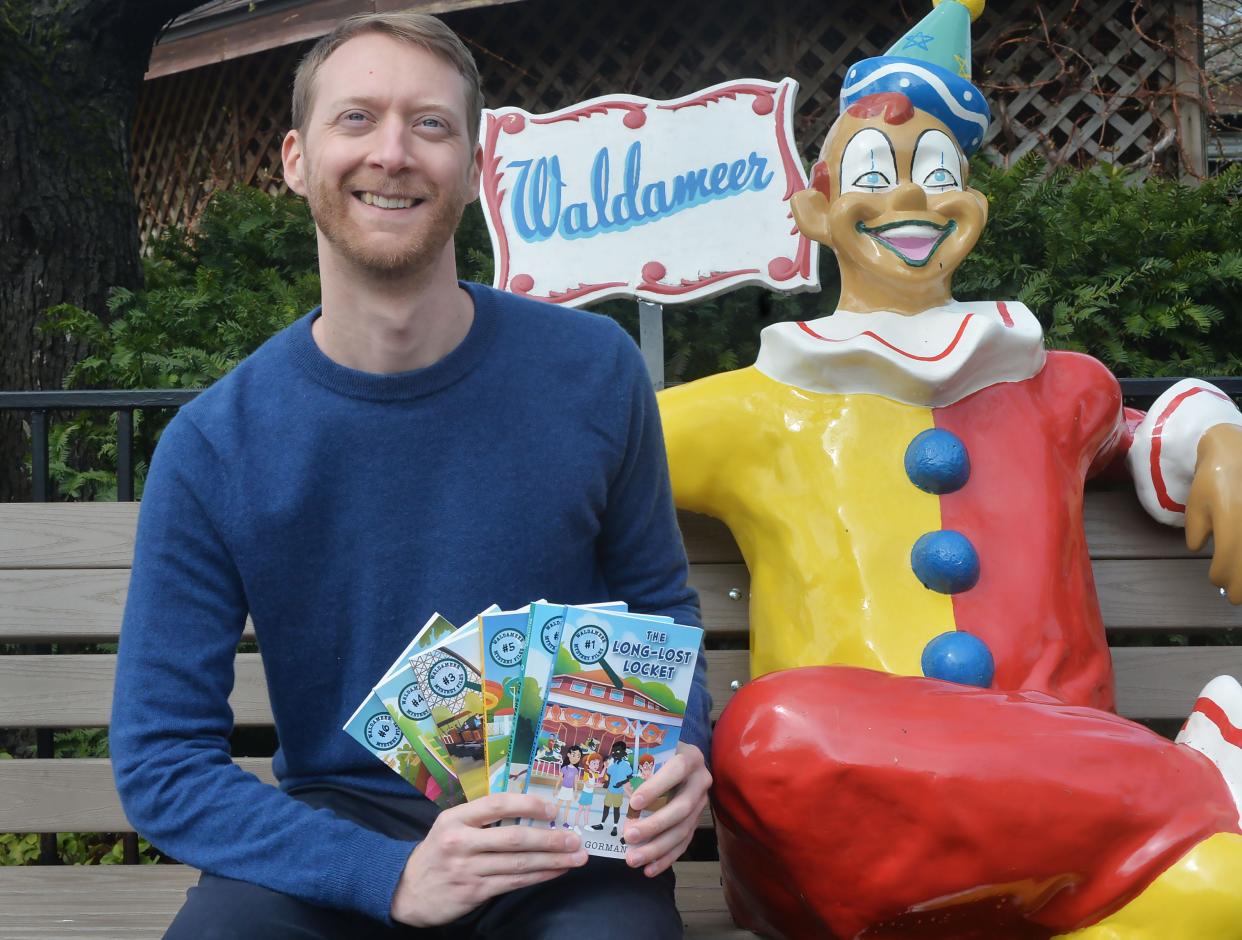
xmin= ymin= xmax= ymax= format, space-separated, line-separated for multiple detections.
xmin=840 ymin=0 xmax=991 ymax=155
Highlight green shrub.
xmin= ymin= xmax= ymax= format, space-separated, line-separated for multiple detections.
xmin=40 ymin=187 xmax=322 ymax=499
xmin=957 ymin=156 xmax=1242 ymax=377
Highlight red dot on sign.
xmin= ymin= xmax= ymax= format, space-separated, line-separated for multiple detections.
xmin=752 ymin=94 xmax=774 ymax=116
xmin=511 ymin=274 xmax=534 ymax=293
xmin=641 ymin=262 xmax=667 ymax=283
xmin=502 ymin=114 xmax=526 ymax=133
xmin=769 ymin=257 xmax=796 ymax=280
xmin=623 ymin=109 xmax=647 ymax=129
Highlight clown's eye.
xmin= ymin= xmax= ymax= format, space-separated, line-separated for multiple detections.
xmin=853 ymin=170 xmax=892 ymax=191
xmin=923 ymin=167 xmax=959 ymax=190
xmin=840 ymin=128 xmax=898 ymax=196
xmin=912 ymin=129 xmax=965 ymax=195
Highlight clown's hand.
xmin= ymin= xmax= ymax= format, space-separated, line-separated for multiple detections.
xmin=1186 ymin=423 xmax=1242 ymax=603
xmin=619 ymin=743 xmax=711 ymax=878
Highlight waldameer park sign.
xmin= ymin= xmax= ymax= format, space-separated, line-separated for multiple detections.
xmin=480 ymin=78 xmax=820 ymax=306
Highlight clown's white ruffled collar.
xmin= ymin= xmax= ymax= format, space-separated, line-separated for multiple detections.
xmin=754 ymin=299 xmax=1047 ymax=408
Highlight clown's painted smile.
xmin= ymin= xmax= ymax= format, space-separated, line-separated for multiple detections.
xmin=858 ymin=219 xmax=956 ymax=266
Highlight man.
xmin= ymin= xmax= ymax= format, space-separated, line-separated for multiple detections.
xmin=594 ymin=740 xmax=633 ymax=836
xmin=659 ymin=1 xmax=1242 ymax=937
xmin=111 ymin=12 xmax=711 ymax=938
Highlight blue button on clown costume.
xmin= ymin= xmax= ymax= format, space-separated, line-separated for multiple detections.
xmin=657 ymin=2 xmax=1242 ymax=937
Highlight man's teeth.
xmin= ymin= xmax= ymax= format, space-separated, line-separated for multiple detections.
xmin=359 ymin=192 xmax=417 ymax=209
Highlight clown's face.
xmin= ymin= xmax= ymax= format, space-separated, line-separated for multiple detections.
xmin=792 ymin=98 xmax=988 ymax=313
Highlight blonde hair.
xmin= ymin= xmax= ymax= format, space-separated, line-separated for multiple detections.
xmin=291 ymin=11 xmax=483 ymax=146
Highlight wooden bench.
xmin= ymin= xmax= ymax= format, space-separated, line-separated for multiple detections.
xmin=2 ymin=492 xmax=1241 ymax=939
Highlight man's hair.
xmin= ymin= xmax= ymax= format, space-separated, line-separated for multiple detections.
xmin=291 ymin=11 xmax=484 ymax=146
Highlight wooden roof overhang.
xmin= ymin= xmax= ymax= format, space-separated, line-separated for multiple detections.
xmin=146 ymin=0 xmax=528 ymax=79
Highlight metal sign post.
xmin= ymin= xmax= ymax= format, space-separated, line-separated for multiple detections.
xmin=638 ymin=300 xmax=665 ymax=390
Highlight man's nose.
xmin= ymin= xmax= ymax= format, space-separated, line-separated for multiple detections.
xmin=886 ymin=182 xmax=928 ymax=212
xmin=368 ymin=118 xmax=416 ymax=173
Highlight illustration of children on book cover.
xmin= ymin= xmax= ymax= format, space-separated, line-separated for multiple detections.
xmin=523 ymin=606 xmax=701 ymax=858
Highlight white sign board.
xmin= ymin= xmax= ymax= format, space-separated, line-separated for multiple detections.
xmin=480 ymin=78 xmax=819 ymax=307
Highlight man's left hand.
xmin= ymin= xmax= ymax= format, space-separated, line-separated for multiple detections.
xmin=1187 ymin=422 xmax=1242 ymax=602
xmin=620 ymin=742 xmax=711 ymax=877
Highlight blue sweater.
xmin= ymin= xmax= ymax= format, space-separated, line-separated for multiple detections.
xmin=111 ymin=282 xmax=709 ymax=922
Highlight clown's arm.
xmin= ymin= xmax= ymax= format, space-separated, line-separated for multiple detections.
xmin=656 ymin=372 xmax=757 ymax=518
xmin=1125 ymin=379 xmax=1242 ymax=601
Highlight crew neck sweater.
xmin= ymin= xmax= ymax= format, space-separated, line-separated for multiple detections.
xmin=111 ymin=282 xmax=708 ymax=923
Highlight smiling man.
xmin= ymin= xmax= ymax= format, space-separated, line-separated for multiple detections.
xmin=658 ymin=1 xmax=1242 ymax=938
xmin=111 ymin=12 xmax=710 ymax=940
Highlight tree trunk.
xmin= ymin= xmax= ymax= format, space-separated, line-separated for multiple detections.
xmin=0 ymin=0 xmax=200 ymax=501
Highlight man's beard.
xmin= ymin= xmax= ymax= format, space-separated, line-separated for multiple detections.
xmin=307 ymin=172 xmax=467 ymax=276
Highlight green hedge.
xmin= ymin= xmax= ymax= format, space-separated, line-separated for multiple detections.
xmin=37 ymin=157 xmax=1242 ymax=500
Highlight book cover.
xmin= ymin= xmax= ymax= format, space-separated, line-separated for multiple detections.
xmin=522 ymin=606 xmax=699 ymax=859
xmin=505 ymin=601 xmax=630 ymax=797
xmin=406 ymin=611 xmax=497 ymax=801
xmin=477 ymin=606 xmax=534 ymax=794
xmin=343 ymin=612 xmax=464 ymax=808
xmin=372 ymin=658 xmax=468 ymax=808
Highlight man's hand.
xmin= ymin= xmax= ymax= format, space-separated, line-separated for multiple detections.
xmin=1187 ymin=422 xmax=1242 ymax=602
xmin=389 ymin=794 xmax=587 ymax=927
xmin=619 ymin=742 xmax=711 ymax=878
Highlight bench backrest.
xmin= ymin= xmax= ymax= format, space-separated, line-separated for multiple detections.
xmin=2 ymin=492 xmax=1241 ymax=839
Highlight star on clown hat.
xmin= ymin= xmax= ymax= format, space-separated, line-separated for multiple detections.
xmin=840 ymin=0 xmax=991 ymax=155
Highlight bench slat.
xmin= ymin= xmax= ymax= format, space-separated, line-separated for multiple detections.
xmin=0 ymin=491 xmax=1210 ymax=573
xmin=0 ymin=647 xmax=1234 ymax=730
xmin=0 ymin=757 xmax=715 ymax=833
xmin=0 ymin=569 xmax=257 ymax=642
xmin=0 ymin=504 xmax=139 ymax=570
xmin=0 ymin=650 xmax=751 ymax=727
xmin=0 ymin=861 xmax=744 ymax=940
xmin=3 ymin=557 xmax=1239 ymax=644
xmin=0 ymin=758 xmax=275 ymax=831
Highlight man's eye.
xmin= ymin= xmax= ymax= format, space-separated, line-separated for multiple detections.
xmin=852 ymin=170 xmax=891 ymax=191
xmin=342 ymin=111 xmax=369 ymax=123
xmin=419 ymin=117 xmax=446 ymax=129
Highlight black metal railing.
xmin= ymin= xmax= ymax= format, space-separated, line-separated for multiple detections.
xmin=3 ymin=379 xmax=1242 ymax=503
xmin=0 ymin=390 xmax=200 ymax=503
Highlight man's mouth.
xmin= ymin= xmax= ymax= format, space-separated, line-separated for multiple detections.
xmin=354 ymin=191 xmax=424 ymax=210
xmin=858 ymin=220 xmax=956 ymax=266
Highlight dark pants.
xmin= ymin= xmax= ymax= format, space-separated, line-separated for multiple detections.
xmin=163 ymin=785 xmax=681 ymax=940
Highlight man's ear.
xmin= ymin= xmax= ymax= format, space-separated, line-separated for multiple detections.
xmin=790 ymin=188 xmax=833 ymax=248
xmin=465 ymin=142 xmax=483 ymax=204
xmin=282 ymin=130 xmax=308 ymax=197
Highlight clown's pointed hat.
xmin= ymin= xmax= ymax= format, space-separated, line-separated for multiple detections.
xmin=840 ymin=0 xmax=991 ymax=155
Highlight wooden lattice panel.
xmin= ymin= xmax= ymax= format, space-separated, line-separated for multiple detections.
xmin=132 ymin=0 xmax=1200 ymax=241
xmin=975 ymin=0 xmax=1184 ymax=173
xmin=131 ymin=44 xmax=301 ymax=244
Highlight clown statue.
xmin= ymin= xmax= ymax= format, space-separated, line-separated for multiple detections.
xmin=658 ymin=1 xmax=1242 ymax=937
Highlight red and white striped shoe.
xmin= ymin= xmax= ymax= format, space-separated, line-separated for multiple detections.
xmin=1177 ymin=674 xmax=1242 ymax=825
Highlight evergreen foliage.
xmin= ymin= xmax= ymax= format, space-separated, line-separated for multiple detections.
xmin=957 ymin=157 xmax=1242 ymax=377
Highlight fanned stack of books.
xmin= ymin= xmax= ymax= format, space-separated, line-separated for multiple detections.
xmin=344 ymin=601 xmax=703 ymax=858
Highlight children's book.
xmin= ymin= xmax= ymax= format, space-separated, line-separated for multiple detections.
xmin=343 ymin=612 xmax=464 ymax=808
xmin=477 ymin=605 xmax=535 ymax=794
xmin=372 ymin=660 xmax=468 ymax=808
xmin=505 ymin=601 xmax=629 ymax=796
xmin=405 ymin=609 xmax=497 ymax=801
xmin=520 ymin=605 xmax=699 ymax=860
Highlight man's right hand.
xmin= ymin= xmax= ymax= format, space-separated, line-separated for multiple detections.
xmin=389 ymin=794 xmax=587 ymax=927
